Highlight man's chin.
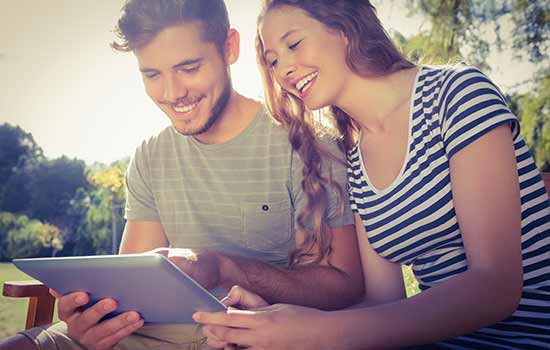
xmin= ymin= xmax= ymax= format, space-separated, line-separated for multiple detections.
xmin=172 ymin=120 xmax=212 ymax=136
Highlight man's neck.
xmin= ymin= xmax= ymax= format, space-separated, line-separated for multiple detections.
xmin=193 ymin=91 xmax=261 ymax=145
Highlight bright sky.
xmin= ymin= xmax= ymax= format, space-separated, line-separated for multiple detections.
xmin=1 ymin=0 xmax=533 ymax=164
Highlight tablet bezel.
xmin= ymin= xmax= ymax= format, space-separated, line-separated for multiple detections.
xmin=13 ymin=253 xmax=227 ymax=324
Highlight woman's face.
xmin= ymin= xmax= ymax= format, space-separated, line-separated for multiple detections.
xmin=259 ymin=5 xmax=350 ymax=110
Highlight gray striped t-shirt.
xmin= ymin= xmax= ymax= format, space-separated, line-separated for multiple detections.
xmin=125 ymin=105 xmax=353 ymax=267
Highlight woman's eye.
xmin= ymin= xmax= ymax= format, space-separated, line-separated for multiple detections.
xmin=269 ymin=59 xmax=278 ymax=68
xmin=289 ymin=39 xmax=302 ymax=50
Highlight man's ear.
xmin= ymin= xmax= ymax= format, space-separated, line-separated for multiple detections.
xmin=224 ymin=28 xmax=240 ymax=65
xmin=340 ymin=30 xmax=349 ymax=47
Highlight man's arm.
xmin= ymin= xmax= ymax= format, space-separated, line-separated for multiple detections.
xmin=182 ymin=224 xmax=364 ymax=311
xmin=119 ymin=220 xmax=169 ymax=253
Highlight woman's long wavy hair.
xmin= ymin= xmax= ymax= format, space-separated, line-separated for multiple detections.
xmin=257 ymin=0 xmax=415 ymax=265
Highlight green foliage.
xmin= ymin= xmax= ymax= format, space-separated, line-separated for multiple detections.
xmin=405 ymin=0 xmax=491 ymax=70
xmin=510 ymin=0 xmax=550 ymax=63
xmin=0 ymin=212 xmax=63 ymax=259
xmin=406 ymin=0 xmax=550 ymax=68
xmin=516 ymin=69 xmax=550 ymax=171
xmin=0 ymin=212 xmax=17 ymax=260
xmin=58 ymin=160 xmax=129 ymax=256
xmin=85 ymin=160 xmax=128 ymax=254
xmin=0 ymin=124 xmax=43 ymax=213
xmin=59 ymin=188 xmax=96 ymax=257
xmin=393 ymin=31 xmax=463 ymax=66
xmin=0 ymin=123 xmax=43 ymax=184
xmin=402 ymin=265 xmax=420 ymax=297
xmin=27 ymin=156 xmax=89 ymax=226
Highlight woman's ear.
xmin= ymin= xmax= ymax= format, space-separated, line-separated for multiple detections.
xmin=225 ymin=28 xmax=240 ymax=65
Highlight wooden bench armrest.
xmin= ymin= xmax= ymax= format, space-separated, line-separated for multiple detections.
xmin=2 ymin=280 xmax=50 ymax=298
xmin=2 ymin=280 xmax=56 ymax=329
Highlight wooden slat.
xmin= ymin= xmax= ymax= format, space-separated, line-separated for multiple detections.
xmin=25 ymin=295 xmax=55 ymax=329
xmin=3 ymin=281 xmax=56 ymax=329
xmin=2 ymin=280 xmax=50 ymax=297
xmin=541 ymin=172 xmax=550 ymax=194
xmin=25 ymin=297 xmax=39 ymax=330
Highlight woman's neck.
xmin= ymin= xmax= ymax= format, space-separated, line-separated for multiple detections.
xmin=335 ymin=67 xmax=418 ymax=134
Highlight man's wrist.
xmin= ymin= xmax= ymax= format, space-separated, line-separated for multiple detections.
xmin=215 ymin=252 xmax=245 ymax=290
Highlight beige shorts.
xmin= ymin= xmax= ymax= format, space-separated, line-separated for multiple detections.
xmin=19 ymin=322 xmax=215 ymax=350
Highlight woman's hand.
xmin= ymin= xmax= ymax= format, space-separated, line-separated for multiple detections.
xmin=221 ymin=285 xmax=269 ymax=309
xmin=197 ymin=285 xmax=270 ymax=348
xmin=194 ymin=303 xmax=328 ymax=350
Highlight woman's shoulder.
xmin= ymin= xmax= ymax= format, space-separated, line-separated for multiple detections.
xmin=418 ymin=63 xmax=503 ymax=106
xmin=427 ymin=62 xmax=494 ymax=88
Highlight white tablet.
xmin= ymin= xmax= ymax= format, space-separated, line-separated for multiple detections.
xmin=13 ymin=253 xmax=226 ymax=324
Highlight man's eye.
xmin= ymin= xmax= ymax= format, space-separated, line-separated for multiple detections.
xmin=269 ymin=59 xmax=278 ymax=68
xmin=180 ymin=66 xmax=200 ymax=73
xmin=145 ymin=73 xmax=159 ymax=79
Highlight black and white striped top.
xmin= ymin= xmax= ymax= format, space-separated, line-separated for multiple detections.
xmin=348 ymin=64 xmax=549 ymax=349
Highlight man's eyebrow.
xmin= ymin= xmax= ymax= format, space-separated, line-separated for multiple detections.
xmin=139 ymin=58 xmax=203 ymax=73
xmin=139 ymin=67 xmax=158 ymax=73
xmin=173 ymin=58 xmax=203 ymax=69
xmin=263 ymin=29 xmax=300 ymax=57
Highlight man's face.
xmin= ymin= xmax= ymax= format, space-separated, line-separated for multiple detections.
xmin=136 ymin=23 xmax=231 ymax=136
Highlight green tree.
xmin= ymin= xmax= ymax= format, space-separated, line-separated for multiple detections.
xmin=516 ymin=69 xmax=550 ymax=171
xmin=406 ymin=0 xmax=550 ymax=67
xmin=27 ymin=156 xmax=89 ymax=228
xmin=58 ymin=188 xmax=96 ymax=256
xmin=4 ymin=214 xmax=63 ymax=259
xmin=87 ymin=160 xmax=128 ymax=254
xmin=0 ymin=212 xmax=17 ymax=261
xmin=405 ymin=0 xmax=491 ymax=69
xmin=0 ymin=124 xmax=43 ymax=213
xmin=509 ymin=0 xmax=550 ymax=63
xmin=392 ymin=31 xmax=463 ymax=65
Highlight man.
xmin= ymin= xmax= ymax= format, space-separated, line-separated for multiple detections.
xmin=0 ymin=0 xmax=363 ymax=349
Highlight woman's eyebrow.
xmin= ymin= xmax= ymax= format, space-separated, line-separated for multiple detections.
xmin=263 ymin=29 xmax=301 ymax=56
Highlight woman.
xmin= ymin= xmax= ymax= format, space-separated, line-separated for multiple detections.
xmin=193 ymin=0 xmax=550 ymax=348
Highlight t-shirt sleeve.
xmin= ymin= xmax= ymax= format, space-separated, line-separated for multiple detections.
xmin=124 ymin=142 xmax=160 ymax=221
xmin=347 ymin=158 xmax=358 ymax=213
xmin=291 ymin=137 xmax=354 ymax=230
xmin=439 ymin=65 xmax=520 ymax=159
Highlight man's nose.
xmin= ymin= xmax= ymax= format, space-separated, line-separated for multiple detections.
xmin=163 ymin=74 xmax=187 ymax=102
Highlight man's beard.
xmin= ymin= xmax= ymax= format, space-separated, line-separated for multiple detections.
xmin=186 ymin=76 xmax=232 ymax=136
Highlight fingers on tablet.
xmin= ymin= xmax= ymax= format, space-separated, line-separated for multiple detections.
xmin=58 ymin=292 xmax=88 ymax=320
xmin=222 ymin=285 xmax=268 ymax=309
xmin=81 ymin=311 xmax=143 ymax=349
xmin=73 ymin=298 xmax=116 ymax=331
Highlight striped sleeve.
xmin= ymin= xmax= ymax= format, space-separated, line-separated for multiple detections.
xmin=439 ymin=65 xmax=520 ymax=159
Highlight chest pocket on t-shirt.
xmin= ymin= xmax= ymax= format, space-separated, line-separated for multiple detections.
xmin=241 ymin=200 xmax=293 ymax=252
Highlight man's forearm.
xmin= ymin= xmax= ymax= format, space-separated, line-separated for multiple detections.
xmin=216 ymin=253 xmax=364 ymax=310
